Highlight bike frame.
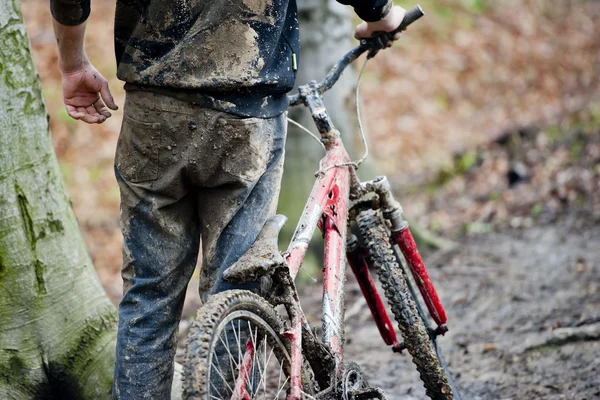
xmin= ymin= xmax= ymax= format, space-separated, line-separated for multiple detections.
xmin=284 ymin=87 xmax=357 ymax=387
xmin=282 ymin=82 xmax=407 ymax=398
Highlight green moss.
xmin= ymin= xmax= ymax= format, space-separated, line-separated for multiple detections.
xmin=20 ymin=87 xmax=45 ymax=116
xmin=15 ymin=183 xmax=36 ymax=251
xmin=59 ymin=308 xmax=118 ymax=374
xmin=489 ymin=191 xmax=501 ymax=201
xmin=530 ymin=203 xmax=543 ymax=217
xmin=48 ymin=308 xmax=117 ymax=399
xmin=463 ymin=222 xmax=493 ymax=234
xmin=59 ymin=162 xmax=72 ymax=185
xmin=461 ymin=0 xmax=488 ymax=14
xmin=433 ymin=149 xmax=480 ymax=187
xmin=57 ymin=108 xmax=77 ymax=127
xmin=545 ymin=126 xmax=563 ymax=142
xmin=14 ymin=185 xmax=50 ymax=295
xmin=88 ymin=166 xmax=102 ymax=182
xmin=458 ymin=150 xmax=478 ymax=172
xmin=33 ymin=259 xmax=46 ymax=296
xmin=9 ymin=355 xmax=26 ymax=378
xmin=435 ymin=94 xmax=450 ymax=111
xmin=46 ymin=213 xmax=64 ymax=234
xmin=428 ymin=219 xmax=443 ymax=233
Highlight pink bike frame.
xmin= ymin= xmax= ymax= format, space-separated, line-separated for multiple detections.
xmin=284 ymin=132 xmax=354 ymax=390
xmin=232 ymin=133 xmax=447 ymax=399
xmin=280 ymin=134 xmax=448 ymax=398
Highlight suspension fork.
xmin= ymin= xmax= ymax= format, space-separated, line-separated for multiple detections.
xmin=359 ymin=177 xmax=448 ymax=329
xmin=346 ymin=235 xmax=404 ymax=352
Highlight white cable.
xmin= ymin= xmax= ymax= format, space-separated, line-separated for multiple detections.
xmin=287 ymin=117 xmax=326 ymax=151
xmin=312 ymin=56 xmax=371 ymax=177
xmin=289 ymin=56 xmax=371 ymax=178
xmin=354 ymin=57 xmax=370 ymax=166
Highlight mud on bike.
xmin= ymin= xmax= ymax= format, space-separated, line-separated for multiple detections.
xmin=182 ymin=6 xmax=460 ymax=400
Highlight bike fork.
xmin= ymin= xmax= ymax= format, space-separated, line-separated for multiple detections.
xmin=356 ymin=176 xmax=448 ymax=331
xmin=346 ymin=236 xmax=404 ymax=353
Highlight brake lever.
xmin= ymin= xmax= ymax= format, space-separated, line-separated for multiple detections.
xmin=359 ymin=5 xmax=425 ymax=59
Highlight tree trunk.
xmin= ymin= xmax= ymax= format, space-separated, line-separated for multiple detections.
xmin=0 ymin=2 xmax=118 ymax=398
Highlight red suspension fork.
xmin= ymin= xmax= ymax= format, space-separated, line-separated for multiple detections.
xmin=359 ymin=176 xmax=448 ymax=329
xmin=392 ymin=224 xmax=447 ymax=327
xmin=346 ymin=236 xmax=402 ymax=351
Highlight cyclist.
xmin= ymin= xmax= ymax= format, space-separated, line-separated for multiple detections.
xmin=50 ymin=0 xmax=406 ymax=398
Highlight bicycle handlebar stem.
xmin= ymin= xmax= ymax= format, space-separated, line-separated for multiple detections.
xmin=298 ymin=81 xmax=343 ymax=151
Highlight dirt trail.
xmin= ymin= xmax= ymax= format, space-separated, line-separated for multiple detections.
xmin=342 ymin=218 xmax=600 ymax=399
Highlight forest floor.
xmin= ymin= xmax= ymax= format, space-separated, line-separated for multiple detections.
xmin=21 ymin=0 xmax=600 ymax=398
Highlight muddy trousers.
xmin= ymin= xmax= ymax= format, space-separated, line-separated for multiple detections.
xmin=112 ymin=91 xmax=286 ymax=399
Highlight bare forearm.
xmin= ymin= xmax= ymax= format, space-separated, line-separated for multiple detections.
xmin=53 ymin=20 xmax=88 ymax=73
xmin=50 ymin=4 xmax=117 ymax=124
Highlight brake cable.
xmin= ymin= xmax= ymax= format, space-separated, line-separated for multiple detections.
xmin=286 ymin=55 xmax=371 ymax=178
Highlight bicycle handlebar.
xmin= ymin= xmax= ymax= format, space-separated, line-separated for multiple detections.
xmin=388 ymin=4 xmax=426 ymax=36
xmin=288 ymin=5 xmax=425 ymax=107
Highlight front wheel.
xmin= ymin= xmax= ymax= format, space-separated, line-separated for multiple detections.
xmin=183 ymin=290 xmax=315 ymax=399
xmin=357 ymin=209 xmax=454 ymax=400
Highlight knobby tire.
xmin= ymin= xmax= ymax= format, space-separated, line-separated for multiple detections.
xmin=357 ymin=209 xmax=453 ymax=400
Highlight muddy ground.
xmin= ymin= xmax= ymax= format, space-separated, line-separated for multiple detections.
xmin=338 ymin=217 xmax=600 ymax=400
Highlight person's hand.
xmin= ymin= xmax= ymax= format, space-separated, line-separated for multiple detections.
xmin=354 ymin=5 xmax=406 ymax=45
xmin=60 ymin=61 xmax=118 ymax=124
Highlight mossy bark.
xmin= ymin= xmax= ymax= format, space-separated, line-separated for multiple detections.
xmin=0 ymin=1 xmax=117 ymax=398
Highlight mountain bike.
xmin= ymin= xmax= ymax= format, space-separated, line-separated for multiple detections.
xmin=183 ymin=6 xmax=460 ymax=399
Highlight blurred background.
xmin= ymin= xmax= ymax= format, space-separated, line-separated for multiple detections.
xmin=21 ymin=0 xmax=600 ymax=397
xmin=22 ymin=0 xmax=599 ymax=298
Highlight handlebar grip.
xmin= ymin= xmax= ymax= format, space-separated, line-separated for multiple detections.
xmin=392 ymin=5 xmax=425 ymax=35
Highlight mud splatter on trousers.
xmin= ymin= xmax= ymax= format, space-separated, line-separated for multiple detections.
xmin=111 ymin=91 xmax=286 ymax=399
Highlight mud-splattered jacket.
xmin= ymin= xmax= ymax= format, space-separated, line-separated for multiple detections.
xmin=51 ymin=0 xmax=392 ymax=117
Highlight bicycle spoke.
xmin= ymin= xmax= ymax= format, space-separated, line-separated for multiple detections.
xmin=219 ymin=324 xmax=239 ymax=384
xmin=248 ymin=321 xmax=257 ymax=395
xmin=254 ymin=338 xmax=275 ymax=398
xmin=273 ymin=375 xmax=290 ymax=400
xmin=262 ymin=337 xmax=269 ymax=397
xmin=252 ymin=336 xmax=265 ymax=400
xmin=209 ymin=378 xmax=227 ymax=400
xmin=211 ymin=359 xmax=234 ymax=395
xmin=235 ymin=320 xmax=242 ymax=373
xmin=253 ymin=326 xmax=259 ymax=395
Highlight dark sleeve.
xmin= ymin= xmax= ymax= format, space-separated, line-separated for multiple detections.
xmin=337 ymin=0 xmax=392 ymax=22
xmin=50 ymin=0 xmax=91 ymax=26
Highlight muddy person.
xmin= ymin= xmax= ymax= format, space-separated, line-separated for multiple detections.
xmin=50 ymin=0 xmax=406 ymax=398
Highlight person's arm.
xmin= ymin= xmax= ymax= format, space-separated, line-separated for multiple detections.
xmin=337 ymin=0 xmax=406 ymax=41
xmin=51 ymin=0 xmax=117 ymax=124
